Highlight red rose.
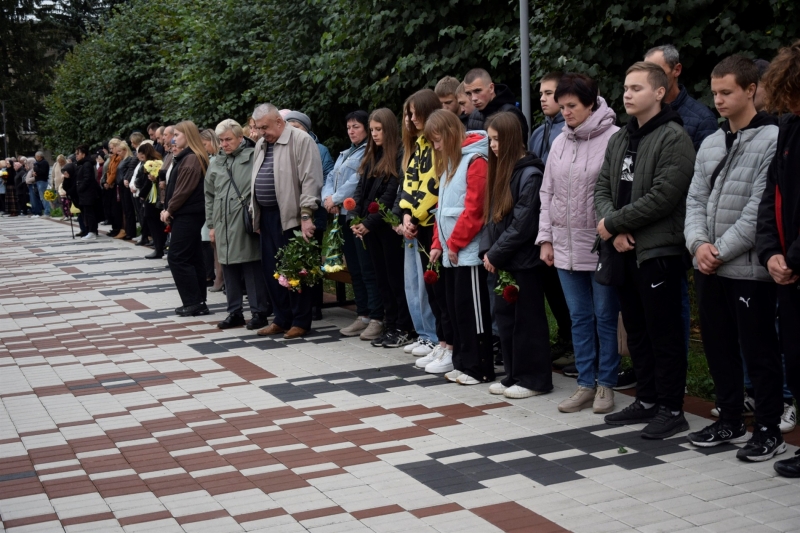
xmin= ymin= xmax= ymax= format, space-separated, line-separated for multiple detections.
xmin=368 ymin=202 xmax=380 ymax=214
xmin=502 ymin=285 xmax=519 ymax=304
xmin=299 ymin=269 xmax=307 ymax=277
xmin=343 ymin=198 xmax=357 ymax=211
xmin=164 ymin=225 xmax=171 ymax=233
xmin=423 ymin=269 xmax=439 ymax=284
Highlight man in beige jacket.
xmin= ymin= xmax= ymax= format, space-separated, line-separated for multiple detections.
xmin=250 ymin=103 xmax=323 ymax=339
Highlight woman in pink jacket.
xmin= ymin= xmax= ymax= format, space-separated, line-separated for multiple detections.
xmin=536 ymin=73 xmax=621 ymax=415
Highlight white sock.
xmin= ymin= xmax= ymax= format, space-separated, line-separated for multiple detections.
xmin=640 ymin=401 xmax=655 ymax=409
xmin=360 ymin=316 xmax=370 ymax=324
xmin=671 ymin=410 xmax=681 ymax=416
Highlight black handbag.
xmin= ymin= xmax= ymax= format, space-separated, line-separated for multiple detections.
xmin=593 ymin=235 xmax=625 ymax=286
xmin=226 ymin=164 xmax=255 ymax=235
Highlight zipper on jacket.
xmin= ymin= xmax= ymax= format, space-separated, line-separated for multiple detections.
xmin=709 ymin=138 xmax=744 ymax=244
xmin=567 ymin=138 xmax=577 ymax=271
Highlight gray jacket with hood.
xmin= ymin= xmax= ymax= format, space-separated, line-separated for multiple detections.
xmin=685 ymin=111 xmax=778 ymax=281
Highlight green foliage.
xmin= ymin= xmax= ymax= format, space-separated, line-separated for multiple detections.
xmin=39 ymin=0 xmax=800 ymax=155
xmin=321 ymin=218 xmax=345 ymax=273
xmin=275 ymin=230 xmax=323 ymax=292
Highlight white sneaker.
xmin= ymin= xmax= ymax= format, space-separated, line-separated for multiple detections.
xmin=31 ymin=214 xmax=40 ymax=218
xmin=82 ymin=232 xmax=97 ymax=240
xmin=489 ymin=382 xmax=507 ymax=395
xmin=444 ymin=369 xmax=463 ymax=383
xmin=456 ymin=374 xmax=481 ymax=386
xmin=404 ymin=340 xmax=421 ymax=354
xmin=780 ymin=403 xmax=797 ymax=434
xmin=415 ymin=345 xmax=443 ymax=368
xmin=503 ymin=385 xmax=544 ymax=399
xmin=412 ymin=339 xmax=435 ymax=356
xmin=425 ymin=349 xmax=453 ymax=374
xmin=711 ymin=393 xmax=757 ymax=417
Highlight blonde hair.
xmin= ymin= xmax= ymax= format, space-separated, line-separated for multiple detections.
xmin=129 ymin=132 xmax=145 ymax=147
xmin=108 ymin=138 xmax=121 ymax=149
xmin=117 ymin=141 xmax=133 ymax=159
xmin=174 ymin=120 xmax=210 ymax=174
xmin=200 ymin=129 xmax=220 ymax=155
xmin=57 ymin=154 xmax=67 ymax=165
xmin=424 ymin=109 xmax=465 ymax=184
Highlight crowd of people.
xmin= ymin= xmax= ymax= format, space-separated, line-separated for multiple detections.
xmin=3 ymin=40 xmax=800 ymax=479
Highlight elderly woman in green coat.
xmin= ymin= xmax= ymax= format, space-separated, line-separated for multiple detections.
xmin=205 ymin=119 xmax=273 ymax=330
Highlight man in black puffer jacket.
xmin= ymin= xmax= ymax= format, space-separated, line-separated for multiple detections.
xmin=463 ymin=68 xmax=529 ymax=140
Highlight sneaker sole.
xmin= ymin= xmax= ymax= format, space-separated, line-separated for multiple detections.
xmin=558 ymin=400 xmax=594 ymax=413
xmin=489 ymin=387 xmax=506 ymax=395
xmin=641 ymin=420 xmax=690 ymax=440
xmin=604 ymin=416 xmax=656 ymax=427
xmin=687 ymin=434 xmax=749 ymax=448
xmin=445 ymin=374 xmax=461 ymax=383
xmin=593 ymin=403 xmax=615 ymax=414
xmin=612 ymin=382 xmax=637 ymax=391
xmin=780 ymin=424 xmax=797 ymax=434
xmin=425 ymin=366 xmax=454 ymax=374
xmin=737 ymin=442 xmax=788 ymax=462
xmin=412 ymin=350 xmax=434 ymax=357
xmin=504 ymin=390 xmax=544 ymax=399
xmin=340 ymin=331 xmax=365 ymax=337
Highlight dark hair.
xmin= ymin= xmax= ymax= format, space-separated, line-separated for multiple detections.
xmin=712 ymin=55 xmax=760 ymax=91
xmin=137 ymin=143 xmax=162 ymax=161
xmin=484 ymin=112 xmax=526 ymax=224
xmin=464 ymin=68 xmax=492 ymax=85
xmin=75 ymin=144 xmax=90 ymax=156
xmin=754 ymin=59 xmax=770 ymax=78
xmin=540 ymin=71 xmax=563 ymax=85
xmin=627 ymin=61 xmax=669 ymax=91
xmin=147 ymin=122 xmax=162 ymax=131
xmin=359 ymin=108 xmax=400 ymax=182
xmin=554 ymin=73 xmax=599 ymax=110
xmin=345 ymin=110 xmax=369 ymax=132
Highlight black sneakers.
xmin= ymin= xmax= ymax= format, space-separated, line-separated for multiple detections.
xmin=383 ymin=330 xmax=412 ymax=348
xmin=371 ymin=332 xmax=389 ymax=347
xmin=562 ymin=363 xmax=578 ymax=378
xmin=687 ymin=419 xmax=748 ymax=447
xmin=736 ymin=426 xmax=787 ymax=462
xmin=774 ymin=449 xmax=800 ymax=478
xmin=642 ymin=406 xmax=689 ymax=439
xmin=604 ymin=399 xmax=658 ymax=426
xmin=613 ymin=368 xmax=637 ymax=391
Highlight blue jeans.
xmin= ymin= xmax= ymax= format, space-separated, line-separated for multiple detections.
xmin=404 ymin=238 xmax=437 ymax=343
xmin=36 ymin=181 xmax=51 ymax=215
xmin=29 ymin=184 xmax=42 ymax=215
xmin=558 ymin=269 xmax=621 ymax=388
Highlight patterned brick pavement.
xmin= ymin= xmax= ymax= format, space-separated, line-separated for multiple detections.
xmin=1 ymin=217 xmax=799 ymax=533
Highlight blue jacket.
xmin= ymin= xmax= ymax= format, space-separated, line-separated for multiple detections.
xmin=321 ymin=140 xmax=367 ymax=215
xmin=310 ymin=131 xmax=335 ymax=181
xmin=670 ymin=85 xmax=718 ymax=151
xmin=527 ymin=113 xmax=565 ymax=165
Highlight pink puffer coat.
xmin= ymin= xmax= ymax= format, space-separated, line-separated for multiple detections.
xmin=536 ymin=97 xmax=618 ymax=271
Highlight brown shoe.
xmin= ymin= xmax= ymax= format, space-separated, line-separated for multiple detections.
xmin=283 ymin=326 xmax=307 ymax=339
xmin=113 ymin=229 xmax=127 ymax=239
xmin=257 ymin=323 xmax=285 ymax=336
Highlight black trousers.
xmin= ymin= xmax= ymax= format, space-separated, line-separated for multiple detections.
xmin=496 ymin=266 xmax=553 ymax=392
xmin=617 ymin=254 xmax=686 ymax=411
xmin=541 ymin=264 xmax=572 ymax=341
xmin=695 ymin=272 xmax=783 ymax=429
xmin=778 ymin=284 xmax=800 ymax=405
xmin=417 ymin=225 xmax=453 ymax=344
xmin=365 ymin=226 xmax=412 ymax=332
xmin=167 ymin=213 xmax=206 ymax=306
xmin=259 ymin=207 xmax=312 ymax=330
xmin=222 ymin=260 xmax=271 ymax=316
xmin=119 ymin=185 xmax=137 ymax=237
xmin=445 ymin=265 xmax=495 ymax=382
xmin=83 ymin=201 xmax=99 ymax=233
xmin=137 ymin=198 xmax=150 ymax=241
xmin=144 ymin=203 xmax=166 ymax=255
xmin=102 ymin=187 xmax=118 ymax=229
xmin=203 ymin=242 xmax=215 ymax=281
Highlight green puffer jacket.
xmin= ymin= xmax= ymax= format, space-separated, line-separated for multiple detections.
xmin=594 ymin=120 xmax=695 ymax=265
xmin=204 ymin=143 xmax=260 ymax=265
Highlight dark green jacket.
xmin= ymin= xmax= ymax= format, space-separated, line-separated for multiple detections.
xmin=594 ymin=120 xmax=695 ymax=264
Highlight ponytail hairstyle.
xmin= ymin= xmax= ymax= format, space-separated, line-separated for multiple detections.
xmin=402 ymin=89 xmax=442 ymax=170
xmin=484 ymin=112 xmax=526 ymax=224
xmin=359 ymin=108 xmax=400 ymax=181
xmin=423 ymin=110 xmax=465 ymax=184
xmin=174 ymin=120 xmax=210 ymax=174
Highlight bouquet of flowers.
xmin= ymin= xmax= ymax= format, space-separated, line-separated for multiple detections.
xmin=321 ymin=217 xmax=345 ymax=273
xmin=144 ymin=160 xmax=163 ymax=181
xmin=274 ymin=230 xmax=323 ymax=292
xmin=43 ymin=188 xmax=58 ymax=202
xmin=494 ymin=270 xmax=519 ymax=303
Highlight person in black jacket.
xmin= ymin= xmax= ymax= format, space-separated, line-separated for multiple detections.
xmin=115 ymin=142 xmax=139 ymax=242
xmin=479 ymin=112 xmax=550 ymax=399
xmin=134 ymin=143 xmax=165 ymax=258
xmin=74 ymin=145 xmax=102 ymax=239
xmin=32 ymin=152 xmax=50 ymax=217
xmin=163 ymin=121 xmax=210 ymax=316
xmin=756 ymin=39 xmax=800 ymax=478
xmin=463 ymin=68 xmax=529 ymax=140
xmin=351 ymin=108 xmax=413 ymax=348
